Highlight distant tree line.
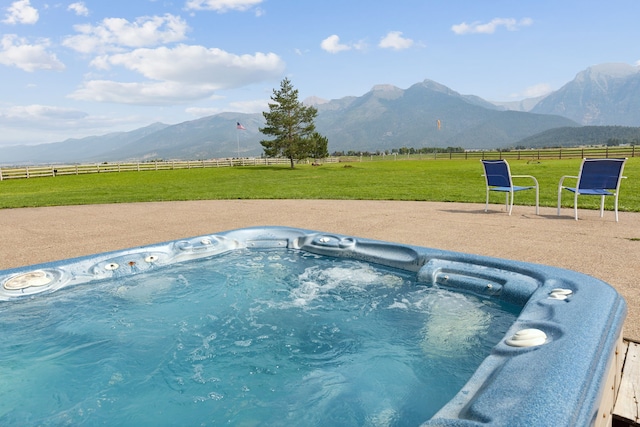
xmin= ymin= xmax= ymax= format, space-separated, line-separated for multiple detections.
xmin=331 ymin=147 xmax=465 ymax=157
xmin=515 ymin=125 xmax=640 ymax=149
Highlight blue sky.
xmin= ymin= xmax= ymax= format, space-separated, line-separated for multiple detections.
xmin=1 ymin=0 xmax=639 ymax=147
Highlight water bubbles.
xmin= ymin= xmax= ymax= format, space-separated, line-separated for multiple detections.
xmin=208 ymin=391 xmax=224 ymax=401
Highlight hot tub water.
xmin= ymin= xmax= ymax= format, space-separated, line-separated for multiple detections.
xmin=0 ymin=249 xmax=518 ymax=426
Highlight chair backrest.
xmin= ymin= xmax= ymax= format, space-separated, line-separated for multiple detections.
xmin=481 ymin=160 xmax=512 ymax=187
xmin=578 ymin=158 xmax=627 ymax=191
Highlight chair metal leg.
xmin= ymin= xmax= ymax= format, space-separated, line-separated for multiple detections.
xmin=600 ymin=195 xmax=605 ymax=218
xmin=485 ymin=189 xmax=489 ymax=212
xmin=574 ymin=192 xmax=579 ymax=221
xmin=614 ymin=195 xmax=619 ymax=222
xmin=557 ymin=186 xmax=563 ymax=216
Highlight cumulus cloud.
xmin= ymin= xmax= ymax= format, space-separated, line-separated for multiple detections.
xmin=185 ymin=0 xmax=263 ymax=12
xmin=93 ymin=45 xmax=284 ymax=85
xmin=2 ymin=0 xmax=38 ymax=25
xmin=0 ymin=34 xmax=65 ymax=72
xmin=320 ymin=35 xmax=352 ymax=53
xmin=378 ymin=31 xmax=413 ymax=50
xmin=68 ymin=2 xmax=89 ymax=17
xmin=70 ymin=45 xmax=285 ymax=105
xmin=62 ymin=14 xmax=189 ymax=54
xmin=451 ymin=17 xmax=533 ymax=35
xmin=69 ymin=80 xmax=221 ymax=105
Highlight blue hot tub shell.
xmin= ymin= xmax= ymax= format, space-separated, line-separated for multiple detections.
xmin=0 ymin=226 xmax=626 ymax=426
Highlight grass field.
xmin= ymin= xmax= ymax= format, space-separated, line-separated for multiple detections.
xmin=1 ymin=158 xmax=639 ymax=212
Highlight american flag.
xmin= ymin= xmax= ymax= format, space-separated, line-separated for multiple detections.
xmin=236 ymin=122 xmax=246 ymax=130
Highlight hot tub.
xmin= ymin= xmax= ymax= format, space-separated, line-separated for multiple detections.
xmin=0 ymin=227 xmax=626 ymax=426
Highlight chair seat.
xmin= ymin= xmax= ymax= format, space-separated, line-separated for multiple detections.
xmin=481 ymin=159 xmax=539 ymax=216
xmin=490 ymin=185 xmax=534 ymax=193
xmin=564 ymin=187 xmax=613 ymax=196
xmin=557 ymin=158 xmax=627 ymax=222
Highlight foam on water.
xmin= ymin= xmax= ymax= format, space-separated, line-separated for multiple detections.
xmin=0 ymin=249 xmax=519 ymax=426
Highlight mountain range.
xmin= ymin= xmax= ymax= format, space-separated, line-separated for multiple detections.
xmin=2 ymin=63 xmax=640 ymax=165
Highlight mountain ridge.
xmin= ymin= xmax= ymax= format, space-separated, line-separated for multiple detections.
xmin=2 ymin=62 xmax=639 ymax=165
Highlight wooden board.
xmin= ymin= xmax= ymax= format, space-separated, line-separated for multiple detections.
xmin=614 ymin=341 xmax=640 ymax=425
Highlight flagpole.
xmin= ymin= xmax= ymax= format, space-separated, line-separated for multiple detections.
xmin=235 ymin=122 xmax=245 ymax=158
xmin=236 ymin=129 xmax=240 ymax=158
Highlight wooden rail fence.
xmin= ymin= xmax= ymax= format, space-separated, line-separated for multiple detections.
xmin=348 ymin=145 xmax=639 ymax=162
xmin=1 ymin=146 xmax=637 ymax=181
xmin=0 ymin=157 xmax=339 ymax=181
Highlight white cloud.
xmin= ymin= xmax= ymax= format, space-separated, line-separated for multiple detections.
xmin=0 ymin=105 xmax=88 ymax=123
xmin=2 ymin=0 xmax=39 ymax=25
xmin=228 ymin=98 xmax=269 ymax=113
xmin=451 ymin=18 xmax=533 ymax=35
xmin=186 ymin=98 xmax=267 ymax=117
xmin=0 ymin=34 xmax=65 ymax=72
xmin=379 ymin=31 xmax=413 ymax=50
xmin=320 ymin=35 xmax=352 ymax=54
xmin=69 ymin=80 xmax=220 ymax=105
xmin=94 ymin=45 xmax=284 ymax=85
xmin=185 ymin=106 xmax=222 ymax=117
xmin=62 ymin=14 xmax=189 ymax=54
xmin=185 ymin=0 xmax=263 ymax=12
xmin=0 ymin=104 xmax=149 ymax=145
xmin=68 ymin=2 xmax=89 ymax=17
xmin=521 ymin=83 xmax=553 ymax=98
xmin=70 ymin=45 xmax=285 ymax=105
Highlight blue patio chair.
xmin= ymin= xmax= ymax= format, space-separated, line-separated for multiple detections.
xmin=481 ymin=160 xmax=539 ymax=216
xmin=557 ymin=158 xmax=627 ymax=222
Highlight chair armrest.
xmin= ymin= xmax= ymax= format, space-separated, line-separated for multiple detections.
xmin=511 ymin=174 xmax=539 ymax=186
xmin=558 ymin=175 xmax=578 ymax=189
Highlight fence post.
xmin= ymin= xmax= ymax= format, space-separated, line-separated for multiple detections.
xmin=26 ymin=167 xmax=30 ymax=178
xmin=0 ymin=167 xmax=3 ymax=181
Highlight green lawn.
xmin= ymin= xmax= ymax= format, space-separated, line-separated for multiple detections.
xmin=1 ymin=158 xmax=639 ymax=212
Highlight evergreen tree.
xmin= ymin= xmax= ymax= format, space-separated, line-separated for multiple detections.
xmin=259 ymin=78 xmax=321 ymax=168
xmin=309 ymin=131 xmax=329 ymax=161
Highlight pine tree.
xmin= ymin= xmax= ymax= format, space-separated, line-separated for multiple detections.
xmin=259 ymin=78 xmax=321 ymax=169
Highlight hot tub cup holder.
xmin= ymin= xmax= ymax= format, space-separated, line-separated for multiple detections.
xmin=312 ymin=235 xmax=357 ymax=249
xmin=548 ymin=288 xmax=573 ymax=300
xmin=1 ymin=268 xmax=66 ymax=296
